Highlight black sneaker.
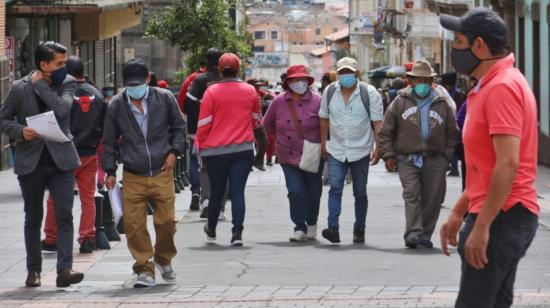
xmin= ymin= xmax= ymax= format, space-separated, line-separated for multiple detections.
xmin=405 ymin=240 xmax=418 ymax=249
xmin=79 ymin=239 xmax=96 ymax=253
xmin=41 ymin=240 xmax=57 ymax=253
xmin=266 ymin=161 xmax=273 ymax=166
xmin=190 ymin=194 xmax=200 ymax=211
xmin=448 ymin=170 xmax=459 ymax=177
xmin=200 ymin=206 xmax=209 ymax=219
xmin=353 ymin=229 xmax=365 ymax=244
xmin=321 ymin=228 xmax=340 ymax=244
xmin=204 ymin=224 xmax=216 ymax=241
xmin=231 ymin=230 xmax=243 ymax=247
xmin=253 ymin=161 xmax=266 ymax=171
xmin=417 ymin=239 xmax=434 ymax=248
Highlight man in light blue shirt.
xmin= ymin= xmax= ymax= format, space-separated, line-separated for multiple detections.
xmin=127 ymin=87 xmax=149 ymax=137
xmin=319 ymin=57 xmax=384 ymax=244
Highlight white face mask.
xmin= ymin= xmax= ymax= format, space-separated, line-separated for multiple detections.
xmin=288 ymin=80 xmax=309 ymax=95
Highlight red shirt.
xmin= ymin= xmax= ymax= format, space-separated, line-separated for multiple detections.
xmin=196 ymin=80 xmax=261 ymax=154
xmin=463 ymin=54 xmax=539 ymax=216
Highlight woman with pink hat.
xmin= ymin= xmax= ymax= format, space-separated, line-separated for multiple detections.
xmin=264 ymin=65 xmax=323 ymax=242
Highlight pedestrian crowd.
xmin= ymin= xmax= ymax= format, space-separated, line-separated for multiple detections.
xmin=0 ymin=6 xmax=541 ymax=308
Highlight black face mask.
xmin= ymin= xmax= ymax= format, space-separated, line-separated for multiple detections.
xmin=451 ymin=47 xmax=480 ymax=76
xmin=451 ymin=46 xmax=506 ymax=77
xmin=50 ymin=66 xmax=68 ymax=86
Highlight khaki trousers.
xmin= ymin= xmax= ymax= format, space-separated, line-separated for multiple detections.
xmin=122 ymin=171 xmax=177 ymax=276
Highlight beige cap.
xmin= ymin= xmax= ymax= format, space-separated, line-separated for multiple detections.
xmin=406 ymin=60 xmax=437 ymax=78
xmin=336 ymin=57 xmax=358 ymax=72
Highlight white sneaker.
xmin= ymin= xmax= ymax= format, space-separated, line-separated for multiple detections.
xmin=218 ymin=211 xmax=226 ymax=221
xmin=289 ymin=230 xmax=307 ymax=242
xmin=155 ymin=262 xmax=176 ymax=283
xmin=133 ymin=272 xmax=155 ymax=288
xmin=200 ymin=199 xmax=209 ymax=210
xmin=306 ymin=225 xmax=317 ymax=240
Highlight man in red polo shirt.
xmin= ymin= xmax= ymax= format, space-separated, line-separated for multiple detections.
xmin=439 ymin=7 xmax=539 ymax=308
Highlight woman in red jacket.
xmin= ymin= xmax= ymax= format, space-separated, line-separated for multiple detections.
xmin=196 ymin=53 xmax=261 ymax=246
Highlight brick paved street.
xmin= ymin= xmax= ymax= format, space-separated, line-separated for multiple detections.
xmin=0 ymin=164 xmax=549 ymax=307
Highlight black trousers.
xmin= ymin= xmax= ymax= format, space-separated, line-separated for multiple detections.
xmin=456 ymin=204 xmax=538 ymax=308
xmin=18 ymin=163 xmax=75 ymax=273
xmin=253 ymin=127 xmax=267 ymax=164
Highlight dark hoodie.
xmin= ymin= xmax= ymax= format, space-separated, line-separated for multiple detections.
xmin=70 ymin=80 xmax=108 ymax=156
xmin=184 ymin=68 xmax=222 ymax=135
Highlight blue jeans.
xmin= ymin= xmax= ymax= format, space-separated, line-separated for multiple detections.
xmin=281 ymin=164 xmax=323 ymax=232
xmin=205 ymin=150 xmax=254 ymax=232
xmin=189 ymin=138 xmax=200 ymax=194
xmin=327 ymin=154 xmax=370 ymax=231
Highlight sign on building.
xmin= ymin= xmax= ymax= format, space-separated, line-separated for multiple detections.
xmin=5 ymin=37 xmax=15 ymax=84
xmin=253 ymin=53 xmax=289 ymax=67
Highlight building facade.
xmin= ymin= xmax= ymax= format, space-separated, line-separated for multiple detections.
xmin=2 ymin=0 xmax=142 ymax=170
xmin=515 ymin=0 xmax=550 ymax=165
xmin=121 ymin=0 xmax=184 ymax=84
xmin=1 ymin=0 xmax=10 ymax=170
xmin=6 ymin=0 xmax=142 ymax=89
xmin=247 ymin=1 xmax=347 ymax=84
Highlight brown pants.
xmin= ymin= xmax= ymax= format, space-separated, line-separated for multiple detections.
xmin=397 ymin=155 xmax=448 ymax=243
xmin=122 ymin=171 xmax=177 ymax=276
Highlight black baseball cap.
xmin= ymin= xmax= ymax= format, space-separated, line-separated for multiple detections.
xmin=440 ymin=7 xmax=508 ymax=47
xmin=122 ymin=58 xmax=149 ymax=86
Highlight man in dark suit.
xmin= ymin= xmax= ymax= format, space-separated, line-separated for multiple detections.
xmin=0 ymin=41 xmax=84 ymax=288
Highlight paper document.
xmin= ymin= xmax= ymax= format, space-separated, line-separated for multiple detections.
xmin=25 ymin=111 xmax=70 ymax=143
xmin=108 ymin=183 xmax=124 ymax=224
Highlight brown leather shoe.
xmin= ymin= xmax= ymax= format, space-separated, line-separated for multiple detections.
xmin=56 ymin=268 xmax=84 ymax=288
xmin=25 ymin=272 xmax=41 ymax=287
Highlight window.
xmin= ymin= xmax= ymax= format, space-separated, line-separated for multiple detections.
xmin=254 ymin=31 xmax=266 ymax=40
xmin=271 ymin=31 xmax=278 ymax=40
xmin=104 ymin=37 xmax=116 ymax=86
xmin=333 ymin=28 xmax=338 ymax=33
xmin=79 ymin=41 xmax=95 ymax=81
xmin=315 ymin=28 xmax=321 ymax=35
xmin=253 ymin=46 xmax=265 ymax=52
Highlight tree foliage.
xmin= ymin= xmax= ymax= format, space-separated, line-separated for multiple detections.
xmin=145 ymin=0 xmax=253 ymax=76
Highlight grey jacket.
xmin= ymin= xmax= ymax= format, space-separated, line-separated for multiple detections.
xmin=0 ymin=73 xmax=80 ymax=176
xmin=101 ymin=87 xmax=186 ymax=177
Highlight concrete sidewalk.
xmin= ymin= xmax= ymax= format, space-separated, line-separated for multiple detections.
xmin=0 ymin=164 xmax=548 ymax=307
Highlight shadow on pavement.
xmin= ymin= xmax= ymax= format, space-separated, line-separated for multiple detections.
xmin=255 ymin=241 xmax=321 ymax=248
xmin=188 ymin=244 xmax=252 ymax=251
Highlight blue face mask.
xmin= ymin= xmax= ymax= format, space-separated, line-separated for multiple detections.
xmin=127 ymin=84 xmax=148 ymax=100
xmin=50 ymin=66 xmax=68 ymax=86
xmin=414 ymin=83 xmax=431 ymax=98
xmin=339 ymin=74 xmax=357 ymax=88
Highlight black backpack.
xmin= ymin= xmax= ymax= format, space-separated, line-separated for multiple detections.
xmin=325 ymin=81 xmax=371 ymax=119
